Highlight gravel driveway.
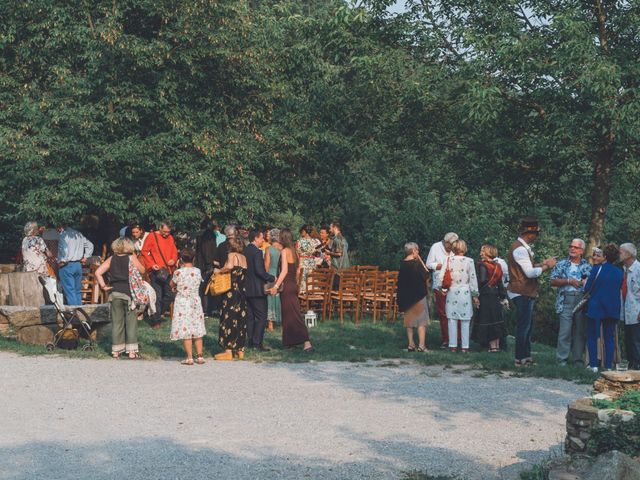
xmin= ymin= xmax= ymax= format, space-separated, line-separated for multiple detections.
xmin=0 ymin=352 xmax=588 ymax=480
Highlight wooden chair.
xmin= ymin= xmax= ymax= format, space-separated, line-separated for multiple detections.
xmin=299 ymin=269 xmax=333 ymax=321
xmin=372 ymin=271 xmax=398 ymax=323
xmin=359 ymin=270 xmax=379 ymax=321
xmin=355 ymin=265 xmax=379 ymax=273
xmin=329 ymin=271 xmax=362 ymax=323
xmin=81 ymin=266 xmax=95 ymax=304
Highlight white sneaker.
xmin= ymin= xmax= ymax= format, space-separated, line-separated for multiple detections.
xmin=587 ymin=366 xmax=598 ymax=373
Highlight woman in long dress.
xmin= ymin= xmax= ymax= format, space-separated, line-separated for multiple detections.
xmin=473 ymin=244 xmax=506 ymax=352
xmin=269 ymin=229 xmax=314 ymax=352
xmin=265 ymin=228 xmax=282 ymax=331
xmin=214 ymin=237 xmax=249 ymax=360
xmin=296 ymin=225 xmax=319 ymax=293
xmin=444 ymin=239 xmax=479 ymax=353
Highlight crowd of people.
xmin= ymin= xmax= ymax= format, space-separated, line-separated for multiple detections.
xmin=19 ymin=219 xmax=353 ymax=364
xmin=18 ymin=216 xmax=640 ymax=371
xmin=397 ymin=217 xmax=640 ymax=371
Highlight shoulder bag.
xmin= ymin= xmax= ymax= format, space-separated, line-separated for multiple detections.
xmin=153 ymin=232 xmax=172 ymax=284
xmin=572 ymin=265 xmax=602 ymax=315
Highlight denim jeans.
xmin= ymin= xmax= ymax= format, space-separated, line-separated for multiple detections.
xmin=513 ymin=295 xmax=535 ymax=361
xmin=624 ymin=323 xmax=640 ymax=369
xmin=59 ymin=261 xmax=82 ymax=306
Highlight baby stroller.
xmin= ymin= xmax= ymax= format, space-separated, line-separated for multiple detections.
xmin=39 ymin=276 xmax=94 ymax=351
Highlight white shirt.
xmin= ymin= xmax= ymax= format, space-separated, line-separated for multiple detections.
xmin=495 ymin=257 xmax=509 ymax=289
xmin=623 ymin=260 xmax=640 ymax=326
xmin=425 ymin=241 xmax=453 ymax=290
xmin=507 ymin=237 xmax=542 ymax=299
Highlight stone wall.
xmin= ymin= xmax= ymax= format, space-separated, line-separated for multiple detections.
xmin=0 ymin=304 xmax=111 ymax=345
xmin=565 ymin=371 xmax=640 ymax=454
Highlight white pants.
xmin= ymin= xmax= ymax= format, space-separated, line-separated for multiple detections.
xmin=448 ymin=319 xmax=471 ymax=349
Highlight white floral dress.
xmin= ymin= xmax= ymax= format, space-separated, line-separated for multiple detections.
xmin=170 ymin=267 xmax=206 ymax=340
xmin=444 ymin=256 xmax=479 ymax=321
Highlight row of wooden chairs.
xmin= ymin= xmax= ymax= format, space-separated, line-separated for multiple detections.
xmin=298 ymin=266 xmax=398 ymax=324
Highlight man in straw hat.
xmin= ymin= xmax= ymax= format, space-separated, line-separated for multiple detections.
xmin=507 ymin=217 xmax=557 ymax=366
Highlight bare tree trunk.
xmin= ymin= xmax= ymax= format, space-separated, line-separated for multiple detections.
xmin=586 ymin=137 xmax=615 ymax=256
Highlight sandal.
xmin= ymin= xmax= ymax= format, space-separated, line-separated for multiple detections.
xmin=416 ymin=346 xmax=427 ymax=353
xmin=407 ymin=346 xmax=416 ymax=352
xmin=195 ymin=355 xmax=205 ymax=365
xmin=111 ymin=352 xmax=120 ymax=359
xmin=488 ymin=348 xmax=499 ymax=353
xmin=181 ymin=358 xmax=194 ymax=365
xmin=128 ymin=352 xmax=141 ymax=360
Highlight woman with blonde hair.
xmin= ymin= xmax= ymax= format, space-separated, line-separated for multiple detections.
xmin=96 ymin=237 xmax=146 ymax=359
xmin=444 ymin=239 xmax=479 ymax=352
xmin=473 ymin=244 xmax=506 ymax=352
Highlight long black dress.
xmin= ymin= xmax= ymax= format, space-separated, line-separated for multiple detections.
xmin=218 ymin=266 xmax=248 ymax=350
xmin=472 ymin=261 xmax=506 ymax=347
xmin=281 ymin=263 xmax=310 ymax=347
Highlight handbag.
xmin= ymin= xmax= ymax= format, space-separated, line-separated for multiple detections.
xmin=205 ymin=254 xmax=234 ymax=295
xmin=572 ymin=265 xmax=602 ymax=315
xmin=441 ymin=257 xmax=453 ymax=291
xmin=152 ymin=232 xmax=172 ymax=284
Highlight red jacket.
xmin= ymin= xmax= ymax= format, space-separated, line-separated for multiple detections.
xmin=141 ymin=231 xmax=179 ymax=273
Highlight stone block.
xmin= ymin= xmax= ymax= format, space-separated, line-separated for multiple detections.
xmin=584 ymin=450 xmax=640 ymax=480
xmin=0 ymin=304 xmax=110 ymax=328
xmin=600 ymin=371 xmax=640 ymax=383
xmin=567 ymin=436 xmax=585 ymax=451
xmin=597 ymin=409 xmax=636 ymax=424
xmin=16 ymin=325 xmax=57 ymax=345
xmin=568 ymin=398 xmax=599 ymax=421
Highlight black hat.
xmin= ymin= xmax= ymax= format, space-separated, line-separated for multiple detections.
xmin=519 ymin=217 xmax=541 ymax=235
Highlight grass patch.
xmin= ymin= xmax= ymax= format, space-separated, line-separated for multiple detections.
xmin=0 ymin=316 xmax=599 ymax=382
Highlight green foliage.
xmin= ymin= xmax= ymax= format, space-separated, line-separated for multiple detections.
xmin=588 ymin=390 xmax=640 ymax=457
xmin=592 ymin=390 xmax=640 ymax=414
xmin=587 ymin=415 xmax=640 ymax=457
xmin=1 ymin=0 xmax=640 ymax=279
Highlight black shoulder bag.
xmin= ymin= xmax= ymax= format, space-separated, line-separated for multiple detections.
xmin=153 ymin=232 xmax=172 ymax=284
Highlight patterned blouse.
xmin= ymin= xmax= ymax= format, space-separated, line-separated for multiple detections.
xmin=21 ymin=235 xmax=49 ymax=276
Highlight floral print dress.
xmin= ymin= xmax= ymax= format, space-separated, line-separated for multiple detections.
xmin=170 ymin=267 xmax=206 ymax=340
xmin=219 ymin=266 xmax=248 ymax=350
xmin=296 ymin=237 xmax=320 ymax=292
xmin=444 ymin=256 xmax=479 ymax=321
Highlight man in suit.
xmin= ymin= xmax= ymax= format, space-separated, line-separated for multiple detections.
xmin=244 ymin=229 xmax=275 ymax=350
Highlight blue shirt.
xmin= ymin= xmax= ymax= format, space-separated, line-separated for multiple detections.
xmin=215 ymin=232 xmax=226 ymax=247
xmin=550 ymin=258 xmax=592 ymax=313
xmin=58 ymin=228 xmax=94 ymax=263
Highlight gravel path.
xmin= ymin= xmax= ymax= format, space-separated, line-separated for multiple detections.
xmin=0 ymin=352 xmax=588 ymax=480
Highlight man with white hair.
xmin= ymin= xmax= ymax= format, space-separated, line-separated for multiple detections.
xmin=620 ymin=242 xmax=640 ymax=369
xmin=550 ymin=238 xmax=592 ymax=365
xmin=426 ymin=232 xmax=459 ymax=348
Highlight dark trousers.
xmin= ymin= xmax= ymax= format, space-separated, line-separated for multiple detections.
xmin=246 ymin=296 xmax=268 ymax=347
xmin=587 ymin=317 xmax=617 ymax=369
xmin=625 ymin=323 xmax=640 ymax=369
xmin=199 ymin=270 xmax=217 ymax=317
xmin=150 ymin=271 xmax=175 ymax=325
xmin=514 ymin=295 xmax=535 ymax=361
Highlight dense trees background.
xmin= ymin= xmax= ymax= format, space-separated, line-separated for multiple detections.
xmin=1 ymin=0 xmax=639 ymax=269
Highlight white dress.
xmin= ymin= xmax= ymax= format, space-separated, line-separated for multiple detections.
xmin=445 ymin=256 xmax=479 ymax=320
xmin=170 ymin=267 xmax=206 ymax=340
